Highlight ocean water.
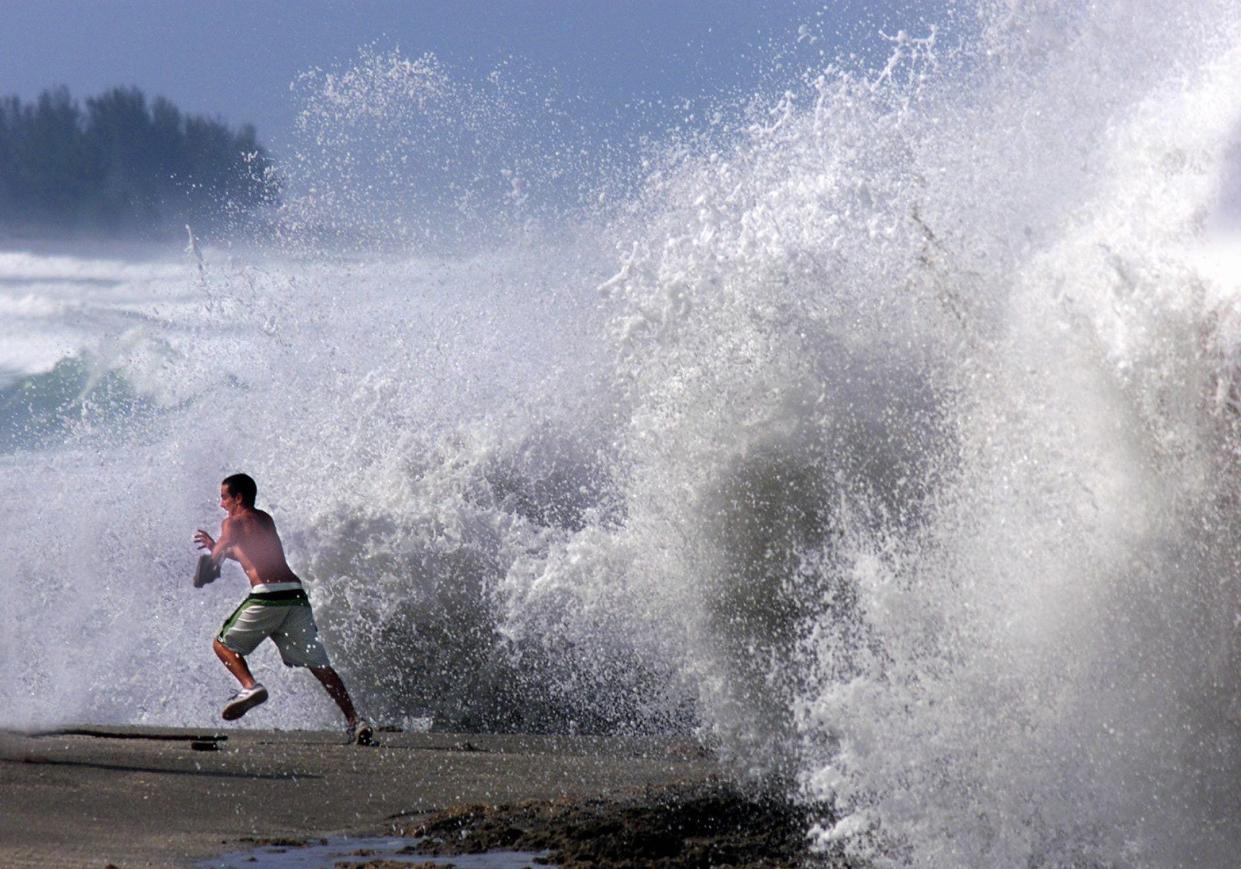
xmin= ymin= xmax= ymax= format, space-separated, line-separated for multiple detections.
xmin=5 ymin=1 xmax=1241 ymax=864
xmin=201 ymin=837 xmax=548 ymax=869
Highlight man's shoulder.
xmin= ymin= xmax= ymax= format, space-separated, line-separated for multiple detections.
xmin=245 ymin=509 xmax=277 ymax=532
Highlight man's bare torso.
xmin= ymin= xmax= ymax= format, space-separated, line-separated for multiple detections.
xmin=220 ymin=509 xmax=302 ymax=587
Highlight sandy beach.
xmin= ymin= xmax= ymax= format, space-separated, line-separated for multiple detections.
xmin=0 ymin=725 xmax=733 ymax=868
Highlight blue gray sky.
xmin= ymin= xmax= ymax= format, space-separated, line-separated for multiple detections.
xmin=0 ymin=0 xmax=934 ymax=158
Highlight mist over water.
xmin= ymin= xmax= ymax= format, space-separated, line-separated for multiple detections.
xmin=6 ymin=0 xmax=1241 ymax=863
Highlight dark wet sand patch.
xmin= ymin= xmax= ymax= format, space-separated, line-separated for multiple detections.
xmin=400 ymin=780 xmax=850 ymax=868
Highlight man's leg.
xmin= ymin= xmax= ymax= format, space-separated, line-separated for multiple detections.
xmin=310 ymin=665 xmax=360 ymax=726
xmin=213 ymin=638 xmax=258 ymax=690
xmin=213 ymin=637 xmax=269 ymax=721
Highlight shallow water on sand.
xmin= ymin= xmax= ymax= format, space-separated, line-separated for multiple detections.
xmin=201 ymin=836 xmax=550 ymax=869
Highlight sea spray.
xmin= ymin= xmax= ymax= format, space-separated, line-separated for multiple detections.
xmin=506 ymin=0 xmax=1241 ymax=862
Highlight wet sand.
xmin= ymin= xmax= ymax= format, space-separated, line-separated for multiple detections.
xmin=0 ymin=725 xmax=725 ymax=868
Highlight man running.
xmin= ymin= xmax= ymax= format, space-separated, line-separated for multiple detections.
xmin=194 ymin=473 xmax=373 ymax=745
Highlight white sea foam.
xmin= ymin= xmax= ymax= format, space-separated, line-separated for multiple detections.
xmin=4 ymin=1 xmax=1241 ymax=864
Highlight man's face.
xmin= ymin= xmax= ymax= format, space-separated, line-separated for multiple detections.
xmin=219 ymin=484 xmax=242 ymax=513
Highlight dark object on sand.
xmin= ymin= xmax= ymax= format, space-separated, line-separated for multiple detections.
xmin=193 ymin=554 xmax=220 ymax=588
xmin=45 ymin=727 xmax=227 ymax=745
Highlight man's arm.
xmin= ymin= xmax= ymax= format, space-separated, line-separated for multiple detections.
xmin=194 ymin=518 xmax=237 ymax=566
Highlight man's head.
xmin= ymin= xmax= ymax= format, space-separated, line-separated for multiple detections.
xmin=220 ymin=473 xmax=257 ymax=511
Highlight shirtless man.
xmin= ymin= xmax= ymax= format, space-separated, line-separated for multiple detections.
xmin=194 ymin=473 xmax=373 ymax=745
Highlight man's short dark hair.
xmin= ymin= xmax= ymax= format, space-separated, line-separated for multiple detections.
xmin=222 ymin=473 xmax=257 ymax=507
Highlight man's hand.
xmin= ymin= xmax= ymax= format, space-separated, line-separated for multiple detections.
xmin=196 ymin=518 xmax=235 ymax=565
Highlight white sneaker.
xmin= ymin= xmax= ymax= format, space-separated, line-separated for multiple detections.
xmin=222 ymin=684 xmax=268 ymax=721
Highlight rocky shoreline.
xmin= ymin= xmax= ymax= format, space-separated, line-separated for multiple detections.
xmin=399 ymin=780 xmax=844 ymax=868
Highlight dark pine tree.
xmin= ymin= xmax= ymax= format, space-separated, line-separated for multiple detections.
xmin=0 ymin=85 xmax=280 ymax=236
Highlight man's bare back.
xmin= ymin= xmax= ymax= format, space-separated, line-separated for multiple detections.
xmin=195 ymin=484 xmax=301 ymax=587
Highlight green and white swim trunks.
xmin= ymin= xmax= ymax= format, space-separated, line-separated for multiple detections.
xmin=217 ymin=582 xmax=332 ymax=668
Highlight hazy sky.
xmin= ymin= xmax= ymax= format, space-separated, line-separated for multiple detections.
xmin=0 ymin=0 xmax=933 ymax=157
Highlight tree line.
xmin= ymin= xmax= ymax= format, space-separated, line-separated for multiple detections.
xmin=0 ymin=86 xmax=280 ymax=235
